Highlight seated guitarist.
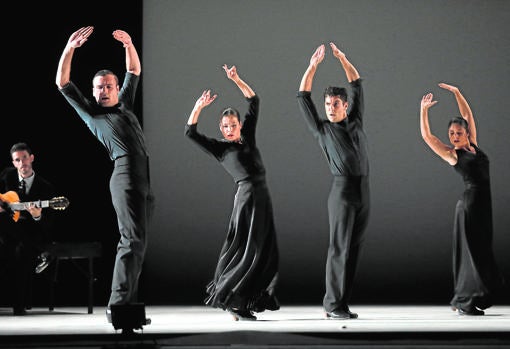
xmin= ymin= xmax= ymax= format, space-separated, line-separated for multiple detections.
xmin=0 ymin=142 xmax=57 ymax=316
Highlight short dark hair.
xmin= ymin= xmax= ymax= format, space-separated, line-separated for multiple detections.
xmin=448 ymin=117 xmax=469 ymax=132
xmin=10 ymin=142 xmax=32 ymax=156
xmin=93 ymin=69 xmax=119 ymax=85
xmin=220 ymin=107 xmax=241 ymax=122
xmin=324 ymin=86 xmax=348 ymax=103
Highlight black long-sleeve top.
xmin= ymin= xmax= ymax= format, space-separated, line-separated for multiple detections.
xmin=58 ymin=72 xmax=148 ymax=161
xmin=185 ymin=95 xmax=266 ymax=183
xmin=296 ymin=79 xmax=369 ymax=177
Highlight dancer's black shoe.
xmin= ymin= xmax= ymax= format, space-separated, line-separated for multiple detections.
xmin=458 ymin=307 xmax=484 ymax=316
xmin=227 ymin=308 xmax=257 ymax=321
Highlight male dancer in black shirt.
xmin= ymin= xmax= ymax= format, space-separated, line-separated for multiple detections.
xmin=297 ymin=43 xmax=369 ymax=320
xmin=56 ymin=26 xmax=154 ymax=322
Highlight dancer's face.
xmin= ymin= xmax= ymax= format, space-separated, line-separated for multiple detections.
xmin=92 ymin=74 xmax=120 ymax=107
xmin=220 ymin=115 xmax=242 ymax=142
xmin=324 ymin=95 xmax=348 ymax=123
xmin=448 ymin=123 xmax=469 ymax=148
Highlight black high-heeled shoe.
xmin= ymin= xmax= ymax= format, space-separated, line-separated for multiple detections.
xmin=458 ymin=307 xmax=485 ymax=316
xmin=227 ymin=308 xmax=257 ymax=321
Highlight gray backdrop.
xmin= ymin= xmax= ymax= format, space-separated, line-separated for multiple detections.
xmin=2 ymin=0 xmax=505 ymax=307
xmin=142 ymin=0 xmax=509 ymax=304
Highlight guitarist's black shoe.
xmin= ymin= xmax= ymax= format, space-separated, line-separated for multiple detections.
xmin=35 ymin=253 xmax=52 ymax=274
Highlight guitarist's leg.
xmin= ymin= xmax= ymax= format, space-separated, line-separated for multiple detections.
xmin=14 ymin=242 xmax=37 ymax=314
xmin=0 ymin=218 xmax=32 ymax=315
xmin=0 ymin=235 xmax=14 ymax=309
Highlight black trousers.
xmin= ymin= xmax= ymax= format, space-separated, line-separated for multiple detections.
xmin=0 ymin=217 xmax=39 ymax=312
xmin=323 ymin=176 xmax=369 ymax=313
xmin=108 ymin=155 xmax=154 ymax=306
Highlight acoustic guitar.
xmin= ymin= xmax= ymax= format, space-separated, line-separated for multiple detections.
xmin=0 ymin=191 xmax=69 ymax=222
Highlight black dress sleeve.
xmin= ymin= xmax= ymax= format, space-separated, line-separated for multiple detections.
xmin=185 ymin=123 xmax=225 ymax=160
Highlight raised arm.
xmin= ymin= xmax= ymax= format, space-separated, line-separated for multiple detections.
xmin=55 ymin=26 xmax=94 ymax=89
xmin=299 ymin=44 xmax=325 ymax=92
xmin=113 ymin=30 xmax=141 ymax=76
xmin=223 ymin=65 xmax=255 ymax=98
xmin=420 ymin=93 xmax=457 ymax=165
xmin=438 ymin=83 xmax=477 ymax=145
xmin=187 ymin=90 xmax=218 ymax=125
xmin=330 ymin=43 xmax=360 ymax=83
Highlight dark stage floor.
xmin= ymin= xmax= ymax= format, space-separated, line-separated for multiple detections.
xmin=0 ymin=305 xmax=509 ymax=348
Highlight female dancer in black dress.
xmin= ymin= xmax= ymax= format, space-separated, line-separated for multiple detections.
xmin=420 ymin=82 xmax=504 ymax=315
xmin=185 ymin=64 xmax=279 ymax=321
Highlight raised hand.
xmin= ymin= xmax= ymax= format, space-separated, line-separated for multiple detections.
xmin=310 ymin=44 xmax=325 ymax=67
xmin=113 ymin=29 xmax=132 ymax=48
xmin=68 ymin=26 xmax=94 ymax=49
xmin=421 ymin=93 xmax=438 ymax=111
xmin=438 ymin=82 xmax=459 ymax=94
xmin=438 ymin=82 xmax=474 ymax=139
xmin=330 ymin=42 xmax=346 ymax=60
xmin=223 ymin=64 xmax=239 ymax=81
xmin=188 ymin=89 xmax=218 ymax=125
xmin=194 ymin=90 xmax=217 ymax=110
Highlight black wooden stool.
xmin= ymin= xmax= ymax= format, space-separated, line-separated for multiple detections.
xmin=42 ymin=241 xmax=102 ymax=314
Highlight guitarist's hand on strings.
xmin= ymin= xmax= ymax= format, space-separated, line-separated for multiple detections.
xmin=25 ymin=202 xmax=42 ymax=220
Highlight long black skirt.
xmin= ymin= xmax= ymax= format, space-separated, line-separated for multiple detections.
xmin=450 ymin=184 xmax=504 ymax=310
xmin=205 ymin=178 xmax=279 ymax=313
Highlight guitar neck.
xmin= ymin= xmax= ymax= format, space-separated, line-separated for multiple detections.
xmin=9 ymin=200 xmax=50 ymax=211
